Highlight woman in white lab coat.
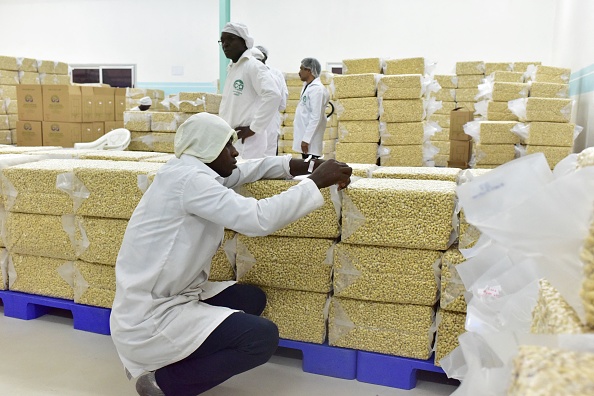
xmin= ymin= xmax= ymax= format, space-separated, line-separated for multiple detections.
xmin=292 ymin=58 xmax=330 ymax=159
xmin=110 ymin=112 xmax=352 ymax=396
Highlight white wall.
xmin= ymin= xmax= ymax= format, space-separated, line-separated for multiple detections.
xmin=232 ymin=0 xmax=557 ymax=75
xmin=0 ymin=0 xmax=220 ymax=84
xmin=552 ymin=0 xmax=594 ymax=150
xmin=0 ymin=0 xmax=558 ymax=81
xmin=4 ymin=0 xmax=590 ymax=147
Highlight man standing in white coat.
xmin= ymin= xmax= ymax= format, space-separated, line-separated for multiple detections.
xmin=254 ymin=45 xmax=288 ymax=156
xmin=219 ymin=22 xmax=281 ymax=159
xmin=292 ymin=57 xmax=330 ymax=159
xmin=110 ymin=112 xmax=352 ymax=396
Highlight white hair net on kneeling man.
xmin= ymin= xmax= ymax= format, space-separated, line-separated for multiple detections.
xmin=174 ymin=113 xmax=238 ymax=163
xmin=221 ymin=22 xmax=254 ymax=49
xmin=301 ymin=58 xmax=321 ymax=78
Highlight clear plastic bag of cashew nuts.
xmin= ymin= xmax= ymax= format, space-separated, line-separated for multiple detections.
xmin=442 ymin=331 xmax=594 ymax=396
xmin=456 ymin=152 xmax=594 ymax=323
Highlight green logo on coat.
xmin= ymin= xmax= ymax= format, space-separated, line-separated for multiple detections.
xmin=302 ymin=95 xmax=307 ymax=104
xmin=233 ymin=79 xmax=244 ymax=96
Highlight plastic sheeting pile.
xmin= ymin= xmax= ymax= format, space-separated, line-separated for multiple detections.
xmin=440 ymin=150 xmax=594 ymax=394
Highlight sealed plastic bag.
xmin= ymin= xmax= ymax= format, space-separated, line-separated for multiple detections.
xmin=508 ymin=97 xmax=573 ymax=123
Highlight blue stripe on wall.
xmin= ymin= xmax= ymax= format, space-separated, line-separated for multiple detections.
xmin=570 ymin=63 xmax=594 ymax=80
xmin=136 ymin=82 xmax=218 ymax=96
xmin=570 ymin=64 xmax=594 ymax=96
xmin=570 ymin=73 xmax=594 ymax=96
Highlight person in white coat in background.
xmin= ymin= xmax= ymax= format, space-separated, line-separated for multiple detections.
xmin=131 ymin=96 xmax=152 ymax=111
xmin=254 ymin=45 xmax=289 ymax=156
xmin=110 ymin=112 xmax=352 ymax=396
xmin=292 ymin=58 xmax=330 ymax=159
xmin=218 ymin=22 xmax=281 ymax=159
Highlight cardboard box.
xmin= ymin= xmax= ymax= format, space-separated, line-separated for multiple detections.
xmin=99 ymin=87 xmax=115 ymax=121
xmin=93 ymin=121 xmax=104 ymax=138
xmin=80 ymin=86 xmax=95 ymax=122
xmin=449 ymin=107 xmax=474 ymax=141
xmin=114 ymin=88 xmax=126 ymax=121
xmin=449 ymin=140 xmax=473 ymax=168
xmin=42 ymin=85 xmax=82 ymax=122
xmin=92 ymin=87 xmax=106 ymax=121
xmin=81 ymin=123 xmax=94 ymax=142
xmin=42 ymin=121 xmax=81 ymax=147
xmin=17 ymin=85 xmax=43 ymax=121
xmin=104 ymin=120 xmax=124 ymax=132
xmin=92 ymin=87 xmax=115 ymax=121
xmin=82 ymin=122 xmax=104 ymax=142
xmin=71 ymin=123 xmax=83 ymax=145
xmin=16 ymin=120 xmax=43 ymax=146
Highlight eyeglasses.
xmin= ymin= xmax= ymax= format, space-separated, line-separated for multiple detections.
xmin=219 ymin=35 xmax=241 ymax=46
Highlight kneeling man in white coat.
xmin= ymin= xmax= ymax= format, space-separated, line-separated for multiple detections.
xmin=110 ymin=112 xmax=352 ymax=396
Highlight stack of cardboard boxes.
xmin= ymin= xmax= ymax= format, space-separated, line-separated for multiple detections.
xmin=16 ymin=85 xmax=126 ymax=147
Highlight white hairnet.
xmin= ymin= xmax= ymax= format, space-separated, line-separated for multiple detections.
xmin=301 ymin=58 xmax=321 ymax=78
xmin=174 ymin=113 xmax=238 ymax=163
xmin=251 ymin=47 xmax=265 ymax=61
xmin=255 ymin=45 xmax=268 ymax=58
xmin=221 ymin=22 xmax=254 ymax=49
xmin=139 ymin=96 xmax=152 ymax=106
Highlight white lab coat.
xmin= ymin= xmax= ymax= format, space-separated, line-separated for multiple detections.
xmin=292 ymin=78 xmax=329 ymax=157
xmin=219 ymin=50 xmax=281 ymax=159
xmin=264 ymin=67 xmax=288 ymax=156
xmin=110 ymin=154 xmax=323 ymax=378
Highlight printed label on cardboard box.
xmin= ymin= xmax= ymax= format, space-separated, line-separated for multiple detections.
xmin=16 ymin=85 xmax=43 ymax=121
xmin=17 ymin=120 xmax=43 ymax=146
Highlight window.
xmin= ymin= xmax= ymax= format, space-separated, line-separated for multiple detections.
xmin=72 ymin=68 xmax=100 ymax=84
xmin=70 ymin=64 xmax=136 ymax=87
xmin=327 ymin=62 xmax=343 ymax=75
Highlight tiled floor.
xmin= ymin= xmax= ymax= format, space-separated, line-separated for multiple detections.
xmin=0 ymin=307 xmax=458 ymax=395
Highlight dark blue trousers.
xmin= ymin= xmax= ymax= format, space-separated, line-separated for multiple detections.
xmin=154 ymin=284 xmax=279 ymax=396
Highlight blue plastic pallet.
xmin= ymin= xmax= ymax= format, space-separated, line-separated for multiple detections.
xmin=0 ymin=290 xmax=111 ymax=335
xmin=278 ymin=339 xmax=357 ymax=380
xmin=357 ymin=351 xmax=444 ymax=390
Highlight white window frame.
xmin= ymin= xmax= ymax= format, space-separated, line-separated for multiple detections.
xmin=69 ymin=64 xmax=137 ymax=87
